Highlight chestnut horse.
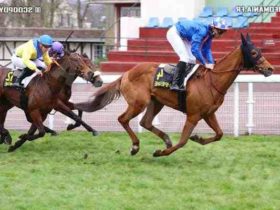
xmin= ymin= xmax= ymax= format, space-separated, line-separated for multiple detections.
xmin=75 ymin=33 xmax=274 ymax=157
xmin=0 ymin=52 xmax=101 ymax=152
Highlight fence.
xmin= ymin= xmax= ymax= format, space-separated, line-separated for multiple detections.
xmin=5 ymin=74 xmax=280 ymax=136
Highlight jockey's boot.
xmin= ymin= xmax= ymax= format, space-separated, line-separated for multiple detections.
xmin=170 ymin=61 xmax=187 ymax=91
xmin=170 ymin=62 xmax=195 ymax=91
xmin=12 ymin=68 xmax=33 ymax=88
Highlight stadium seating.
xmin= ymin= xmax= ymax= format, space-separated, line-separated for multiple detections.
xmin=198 ymin=6 xmax=213 ymax=17
xmin=215 ymin=7 xmax=228 ymax=17
xmin=228 ymin=7 xmax=243 ymax=17
xmin=146 ymin=6 xmax=253 ymax=29
xmin=146 ymin=17 xmax=160 ymax=27
xmin=232 ymin=16 xmax=249 ymax=28
xmin=194 ymin=17 xmax=214 ymax=25
xmin=101 ymin=11 xmax=280 ymax=74
xmin=243 ymin=12 xmax=258 ymax=17
xmin=160 ymin=17 xmax=174 ymax=28
xmin=178 ymin=17 xmax=188 ymax=22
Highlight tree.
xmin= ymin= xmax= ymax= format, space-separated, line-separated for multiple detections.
xmin=4 ymin=0 xmax=61 ymax=27
xmin=77 ymin=0 xmax=90 ymax=28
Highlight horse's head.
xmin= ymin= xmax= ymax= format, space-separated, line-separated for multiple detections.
xmin=81 ymin=53 xmax=103 ymax=87
xmin=241 ymin=33 xmax=274 ymax=77
xmin=63 ymin=52 xmax=103 ymax=87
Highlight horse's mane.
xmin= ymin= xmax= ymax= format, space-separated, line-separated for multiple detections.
xmin=192 ymin=46 xmax=241 ymax=79
xmin=216 ymin=46 xmax=240 ymax=65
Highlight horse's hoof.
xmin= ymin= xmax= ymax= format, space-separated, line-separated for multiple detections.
xmin=190 ymin=135 xmax=199 ymax=141
xmin=4 ymin=135 xmax=12 ymax=145
xmin=92 ymin=131 xmax=99 ymax=136
xmin=130 ymin=145 xmax=139 ymax=156
xmin=8 ymin=146 xmax=16 ymax=153
xmin=66 ymin=124 xmax=75 ymax=131
xmin=67 ymin=124 xmax=81 ymax=131
xmin=51 ymin=132 xmax=58 ymax=136
xmin=19 ymin=134 xmax=28 ymax=140
xmin=166 ymin=141 xmax=173 ymax=148
xmin=153 ymin=150 xmax=162 ymax=157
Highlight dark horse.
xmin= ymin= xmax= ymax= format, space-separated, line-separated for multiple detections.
xmin=0 ymin=52 xmax=101 ymax=152
xmin=34 ymin=53 xmax=102 ymax=136
xmin=75 ymin=34 xmax=274 ymax=157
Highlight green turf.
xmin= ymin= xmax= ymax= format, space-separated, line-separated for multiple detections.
xmin=0 ymin=131 xmax=279 ymax=210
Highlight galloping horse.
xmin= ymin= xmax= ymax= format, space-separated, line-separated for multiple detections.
xmin=34 ymin=53 xmax=102 ymax=136
xmin=75 ymin=34 xmax=274 ymax=157
xmin=0 ymin=51 xmax=101 ymax=151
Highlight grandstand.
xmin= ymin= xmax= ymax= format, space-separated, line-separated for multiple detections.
xmin=100 ymin=4 xmax=280 ymax=73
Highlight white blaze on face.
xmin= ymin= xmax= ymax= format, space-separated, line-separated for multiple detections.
xmin=93 ymin=71 xmax=101 ymax=77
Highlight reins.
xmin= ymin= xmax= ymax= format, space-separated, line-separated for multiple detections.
xmin=208 ymin=64 xmax=242 ymax=96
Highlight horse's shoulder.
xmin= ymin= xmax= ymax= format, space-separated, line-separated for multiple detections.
xmin=192 ymin=65 xmax=208 ymax=80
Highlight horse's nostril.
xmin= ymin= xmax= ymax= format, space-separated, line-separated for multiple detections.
xmin=94 ymin=80 xmax=103 ymax=87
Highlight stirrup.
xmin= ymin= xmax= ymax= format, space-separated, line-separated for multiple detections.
xmin=11 ymin=82 xmax=23 ymax=88
xmin=170 ymin=84 xmax=185 ymax=91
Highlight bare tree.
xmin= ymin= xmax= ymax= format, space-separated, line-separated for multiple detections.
xmin=4 ymin=0 xmax=61 ymax=28
xmin=49 ymin=0 xmax=61 ymax=27
xmin=77 ymin=0 xmax=90 ymax=28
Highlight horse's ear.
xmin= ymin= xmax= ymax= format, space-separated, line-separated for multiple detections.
xmin=241 ymin=33 xmax=247 ymax=46
xmin=69 ymin=48 xmax=76 ymax=53
xmin=246 ymin=33 xmax=252 ymax=43
xmin=64 ymin=50 xmax=70 ymax=56
xmin=82 ymin=53 xmax=89 ymax=58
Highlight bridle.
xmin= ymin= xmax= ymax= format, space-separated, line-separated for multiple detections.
xmin=209 ymin=66 xmax=242 ymax=96
xmin=208 ymin=47 xmax=266 ymax=96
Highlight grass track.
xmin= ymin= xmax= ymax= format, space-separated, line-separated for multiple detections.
xmin=0 ymin=131 xmax=280 ymax=210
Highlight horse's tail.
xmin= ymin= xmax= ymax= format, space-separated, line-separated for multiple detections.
xmin=75 ymin=77 xmax=122 ymax=112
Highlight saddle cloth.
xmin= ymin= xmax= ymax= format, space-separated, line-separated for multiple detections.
xmin=4 ymin=69 xmax=37 ymax=88
xmin=153 ymin=63 xmax=199 ymax=88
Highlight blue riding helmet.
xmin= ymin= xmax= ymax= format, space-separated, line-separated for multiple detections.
xmin=212 ymin=17 xmax=231 ymax=30
xmin=39 ymin=34 xmax=53 ymax=46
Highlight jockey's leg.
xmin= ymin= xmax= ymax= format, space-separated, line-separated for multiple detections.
xmin=170 ymin=62 xmax=195 ymax=91
xmin=12 ymin=67 xmax=34 ymax=87
xmin=166 ymin=25 xmax=196 ymax=91
xmin=170 ymin=61 xmax=186 ymax=91
xmin=11 ymin=54 xmax=26 ymax=70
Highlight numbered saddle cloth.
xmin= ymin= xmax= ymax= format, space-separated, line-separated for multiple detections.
xmin=4 ymin=69 xmax=37 ymax=88
xmin=153 ymin=63 xmax=199 ymax=88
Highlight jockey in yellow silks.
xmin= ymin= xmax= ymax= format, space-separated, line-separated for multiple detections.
xmin=11 ymin=34 xmax=53 ymax=87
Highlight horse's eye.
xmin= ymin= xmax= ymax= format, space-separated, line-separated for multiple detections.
xmin=251 ymin=50 xmax=258 ymax=58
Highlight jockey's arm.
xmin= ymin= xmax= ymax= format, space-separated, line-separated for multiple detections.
xmin=201 ymin=38 xmax=214 ymax=64
xmin=22 ymin=50 xmax=37 ymax=70
xmin=42 ymin=52 xmax=52 ymax=66
xmin=191 ymin=34 xmax=207 ymax=65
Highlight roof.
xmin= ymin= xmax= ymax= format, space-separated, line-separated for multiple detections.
xmin=0 ymin=27 xmax=105 ymax=42
xmin=91 ymin=0 xmax=140 ymax=4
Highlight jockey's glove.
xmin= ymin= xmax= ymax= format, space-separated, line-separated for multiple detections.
xmin=35 ymin=69 xmax=43 ymax=76
xmin=205 ymin=64 xmax=214 ymax=70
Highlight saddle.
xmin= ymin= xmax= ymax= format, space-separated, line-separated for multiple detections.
xmin=3 ymin=69 xmax=33 ymax=109
xmin=4 ymin=69 xmax=21 ymax=87
xmin=153 ymin=63 xmax=199 ymax=113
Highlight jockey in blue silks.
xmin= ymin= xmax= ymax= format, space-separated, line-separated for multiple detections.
xmin=166 ymin=17 xmax=231 ymax=91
